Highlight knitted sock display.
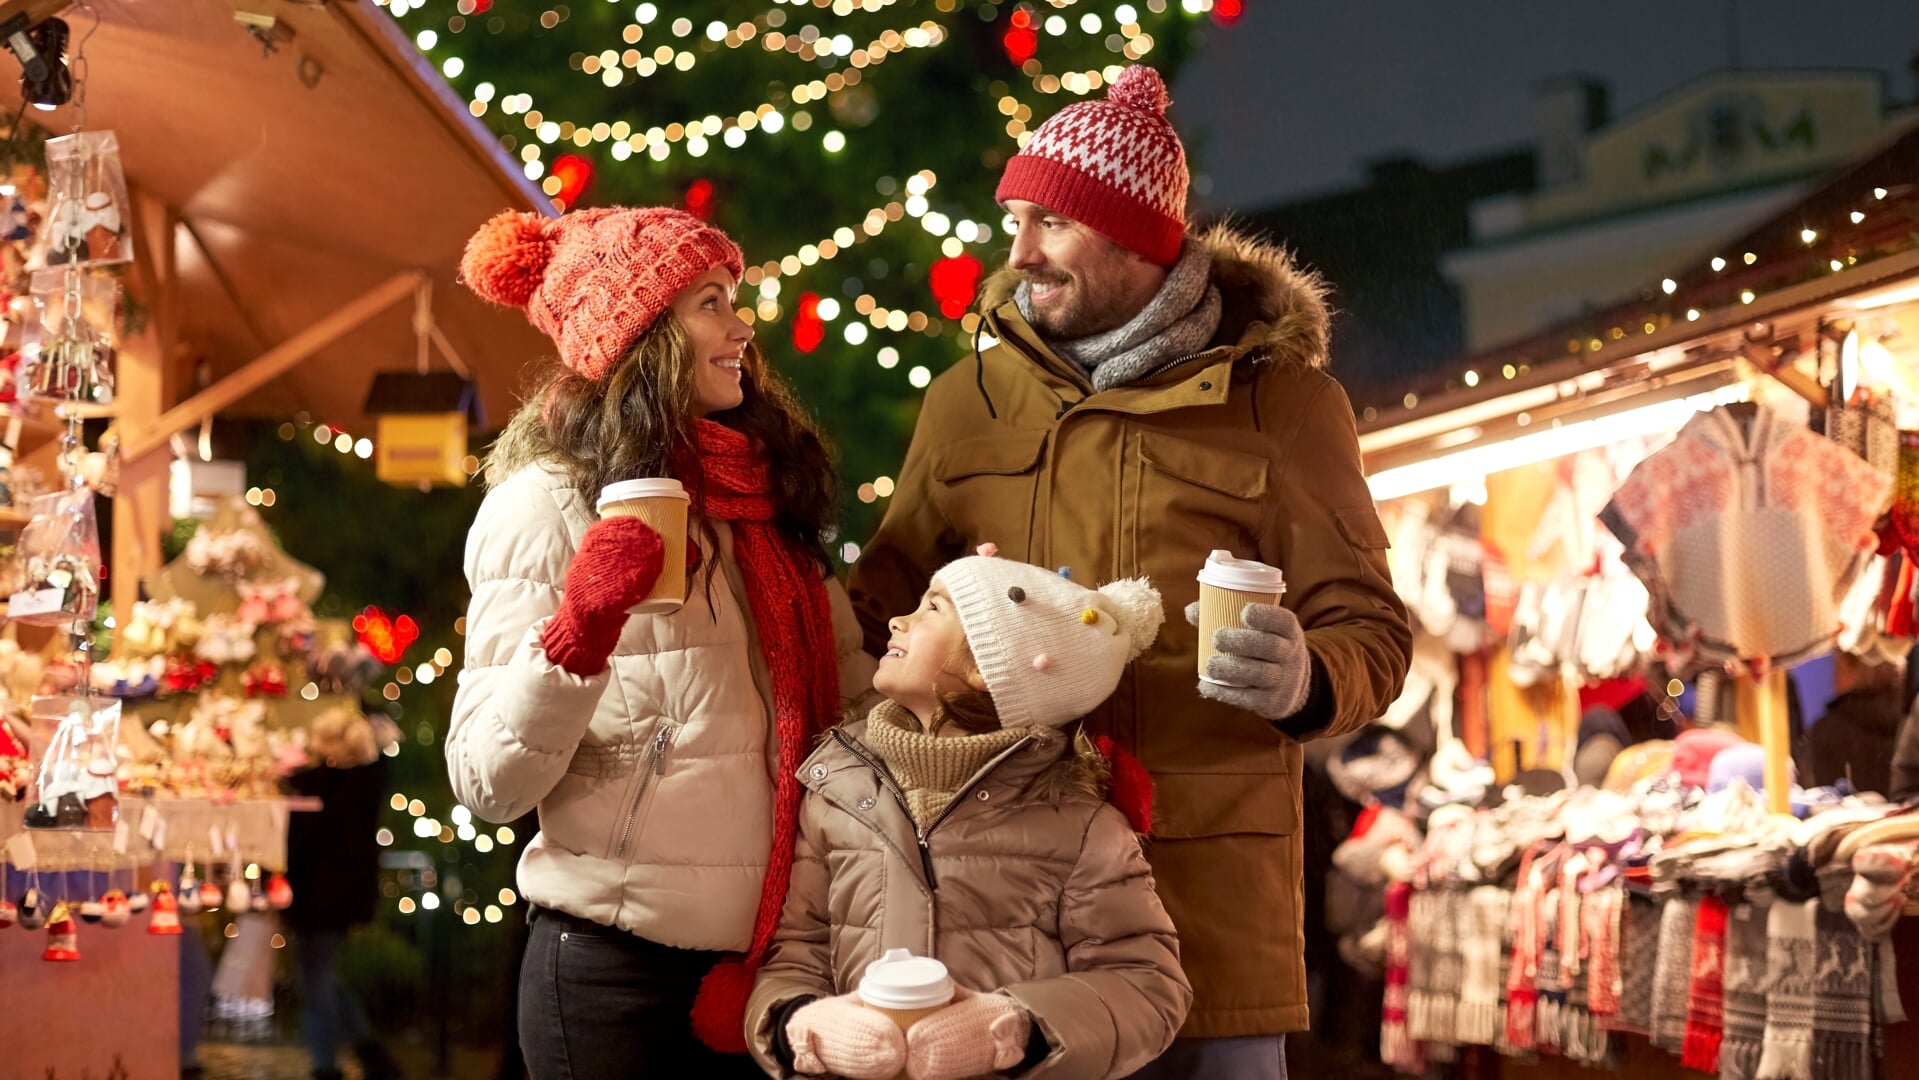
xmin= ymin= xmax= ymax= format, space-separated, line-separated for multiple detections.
xmin=1682 ymin=894 xmax=1729 ymax=1073
xmin=1810 ymin=907 xmax=1874 ymax=1080
xmin=1457 ymin=886 xmax=1509 ymax=1045
xmin=1652 ymin=896 xmax=1698 ymax=1052
xmin=1758 ymin=899 xmax=1817 ymax=1080
xmin=1720 ymin=902 xmax=1770 ymax=1080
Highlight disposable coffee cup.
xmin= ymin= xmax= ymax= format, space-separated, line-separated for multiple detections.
xmin=596 ymin=478 xmax=690 ymax=614
xmin=1197 ymin=549 xmax=1286 ymax=687
xmin=859 ymin=948 xmax=955 ymax=1073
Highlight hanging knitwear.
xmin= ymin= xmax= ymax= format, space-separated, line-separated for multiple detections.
xmin=1721 ymin=902 xmax=1770 ymax=1080
xmin=1584 ymin=885 xmax=1625 ymax=1023
xmin=1534 ymin=877 xmax=1569 ymax=1055
xmin=1757 ymin=898 xmax=1817 ymax=1080
xmin=1682 ymin=894 xmax=1730 ymax=1073
xmin=1613 ymin=892 xmax=1661 ymax=1035
xmin=1651 ymin=895 xmax=1698 ymax=1052
xmin=1457 ymin=886 xmax=1509 ymax=1045
xmin=1504 ymin=857 xmax=1544 ymax=1052
xmin=1381 ymin=882 xmax=1423 ymax=1075
xmin=1810 ymin=907 xmax=1874 ymax=1080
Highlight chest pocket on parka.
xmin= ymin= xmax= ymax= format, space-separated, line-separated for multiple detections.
xmin=933 ymin=430 xmax=1050 ymax=564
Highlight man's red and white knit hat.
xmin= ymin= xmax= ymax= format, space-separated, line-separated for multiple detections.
xmin=995 ymin=65 xmax=1189 ymax=266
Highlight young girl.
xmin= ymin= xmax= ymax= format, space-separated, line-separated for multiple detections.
xmin=746 ymin=549 xmax=1192 ymax=1079
xmin=449 ymin=206 xmax=872 ymax=1074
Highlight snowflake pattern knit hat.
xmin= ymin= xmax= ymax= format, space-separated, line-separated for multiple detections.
xmin=460 ymin=206 xmax=744 ymax=380
xmin=932 ymin=547 xmax=1163 ymax=728
xmin=995 ymin=65 xmax=1189 ymax=266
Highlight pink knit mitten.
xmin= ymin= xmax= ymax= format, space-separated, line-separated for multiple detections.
xmin=905 ymin=988 xmax=1031 ymax=1080
xmin=785 ymin=994 xmax=906 ymax=1079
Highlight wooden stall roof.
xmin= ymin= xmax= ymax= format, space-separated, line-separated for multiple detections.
xmin=0 ymin=0 xmax=554 ymax=434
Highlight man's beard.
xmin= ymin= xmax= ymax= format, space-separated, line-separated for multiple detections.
xmin=1023 ymin=257 xmax=1139 ymax=338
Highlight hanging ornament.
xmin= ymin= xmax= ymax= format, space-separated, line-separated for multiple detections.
xmin=928 ymin=254 xmax=984 ymax=319
xmin=224 ymin=877 xmax=249 ymax=913
xmin=266 ymin=874 xmax=294 ymax=911
xmin=41 ymin=901 xmax=78 ymax=961
xmin=99 ymin=889 xmax=129 ymax=928
xmin=249 ymin=877 xmax=269 ymax=913
xmin=78 ymin=897 xmax=104 ymax=924
xmin=1212 ymin=0 xmax=1244 ymax=26
xmin=147 ymin=883 xmax=182 ymax=935
xmin=0 ymin=897 xmax=16 ymax=928
xmin=177 ymin=861 xmax=203 ymax=915
xmin=792 ymin=292 xmax=825 ymax=355
xmin=18 ymin=886 xmax=46 ymax=929
xmin=199 ymin=880 xmax=224 ymax=913
xmin=126 ymin=887 xmax=150 ymax=914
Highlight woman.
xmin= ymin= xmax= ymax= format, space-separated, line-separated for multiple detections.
xmin=448 ymin=206 xmax=872 ymax=1075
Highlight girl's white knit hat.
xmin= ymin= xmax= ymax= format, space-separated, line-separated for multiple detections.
xmin=932 ymin=551 xmax=1164 ymax=729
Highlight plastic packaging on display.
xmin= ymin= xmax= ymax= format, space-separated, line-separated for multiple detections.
xmin=7 ymin=488 xmax=100 ymax=627
xmin=39 ymin=131 xmax=133 ymax=268
xmin=21 ymin=694 xmax=121 ymax=830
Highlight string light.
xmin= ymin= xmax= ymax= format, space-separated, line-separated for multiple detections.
xmin=473 ymin=21 xmax=947 ymax=171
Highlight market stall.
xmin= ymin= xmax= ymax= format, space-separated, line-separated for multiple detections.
xmin=0 ymin=0 xmax=546 ymax=1075
xmin=1330 ymin=122 xmax=1919 ymax=1077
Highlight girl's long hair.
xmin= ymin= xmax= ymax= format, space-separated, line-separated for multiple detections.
xmin=485 ymin=312 xmax=837 ymax=571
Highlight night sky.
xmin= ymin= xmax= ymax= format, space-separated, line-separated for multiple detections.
xmin=1174 ymin=0 xmax=1919 ymax=211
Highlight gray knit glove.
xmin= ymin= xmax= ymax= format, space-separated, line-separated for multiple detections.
xmin=1186 ymin=600 xmax=1313 ymax=720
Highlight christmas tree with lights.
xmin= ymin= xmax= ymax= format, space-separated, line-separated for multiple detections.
xmin=384 ymin=0 xmax=1238 ymax=558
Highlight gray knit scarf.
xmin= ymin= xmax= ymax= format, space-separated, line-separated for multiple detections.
xmin=1015 ymin=240 xmax=1222 ymax=392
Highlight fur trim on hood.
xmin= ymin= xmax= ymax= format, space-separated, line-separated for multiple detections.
xmin=978 ymin=220 xmax=1331 ymax=370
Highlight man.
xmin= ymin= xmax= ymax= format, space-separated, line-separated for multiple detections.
xmin=849 ymin=65 xmax=1411 ymax=1076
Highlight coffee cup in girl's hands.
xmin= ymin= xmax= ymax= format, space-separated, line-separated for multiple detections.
xmin=597 ymin=478 xmax=690 ymax=613
xmin=858 ymin=948 xmax=955 ymax=1077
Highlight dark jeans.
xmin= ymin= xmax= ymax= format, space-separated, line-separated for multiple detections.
xmin=294 ymin=930 xmax=373 ymax=1071
xmin=519 ymin=906 xmax=766 ymax=1080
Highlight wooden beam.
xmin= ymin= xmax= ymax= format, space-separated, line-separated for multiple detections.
xmin=121 ymin=270 xmax=422 ymax=463
xmin=0 ymin=0 xmax=72 ymax=32
xmin=178 ymin=216 xmax=273 ymax=350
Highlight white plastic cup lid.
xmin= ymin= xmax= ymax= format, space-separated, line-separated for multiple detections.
xmin=858 ymin=948 xmax=954 ymax=1010
xmin=1197 ymin=549 xmax=1285 ymax=594
xmin=597 ymin=478 xmax=688 ymax=511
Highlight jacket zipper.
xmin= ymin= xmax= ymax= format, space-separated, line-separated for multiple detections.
xmin=828 ymin=729 xmax=1034 ymax=892
xmin=615 ymin=721 xmax=679 ymax=861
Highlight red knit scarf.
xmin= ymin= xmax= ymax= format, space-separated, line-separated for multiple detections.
xmin=687 ymin=420 xmax=841 ymax=1053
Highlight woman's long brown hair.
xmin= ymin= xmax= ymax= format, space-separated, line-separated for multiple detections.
xmin=484 ymin=311 xmax=838 ymax=571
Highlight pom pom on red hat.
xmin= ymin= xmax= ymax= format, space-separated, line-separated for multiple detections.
xmin=460 ymin=210 xmax=556 ymax=309
xmin=1106 ymin=64 xmax=1170 ymax=115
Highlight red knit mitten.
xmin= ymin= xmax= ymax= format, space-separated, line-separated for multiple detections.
xmin=540 ymin=517 xmax=666 ymax=677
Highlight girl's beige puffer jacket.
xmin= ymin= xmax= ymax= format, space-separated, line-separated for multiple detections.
xmin=746 ymin=718 xmax=1192 ymax=1078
